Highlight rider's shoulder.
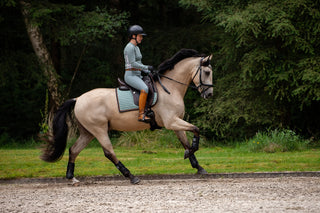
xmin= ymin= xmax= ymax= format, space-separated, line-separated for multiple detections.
xmin=124 ymin=42 xmax=135 ymax=51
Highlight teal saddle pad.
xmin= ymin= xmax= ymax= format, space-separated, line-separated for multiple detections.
xmin=116 ymin=88 xmax=158 ymax=112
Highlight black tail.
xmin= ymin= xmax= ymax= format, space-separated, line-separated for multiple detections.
xmin=40 ymin=99 xmax=76 ymax=162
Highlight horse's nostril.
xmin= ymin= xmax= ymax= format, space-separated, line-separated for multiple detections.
xmin=202 ymin=92 xmax=213 ymax=99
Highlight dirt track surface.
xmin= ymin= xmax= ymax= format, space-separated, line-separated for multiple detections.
xmin=1 ymin=175 xmax=320 ymax=213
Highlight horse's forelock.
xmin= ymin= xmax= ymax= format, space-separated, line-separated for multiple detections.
xmin=201 ymin=58 xmax=211 ymax=67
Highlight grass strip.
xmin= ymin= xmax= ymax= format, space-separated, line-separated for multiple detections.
xmin=0 ymin=147 xmax=319 ymax=179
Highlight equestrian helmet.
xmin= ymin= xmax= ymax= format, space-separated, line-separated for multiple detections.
xmin=128 ymin=25 xmax=147 ymax=37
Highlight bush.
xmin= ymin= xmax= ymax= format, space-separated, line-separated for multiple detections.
xmin=116 ymin=129 xmax=210 ymax=149
xmin=116 ymin=129 xmax=180 ymax=148
xmin=0 ymin=133 xmax=40 ymax=148
xmin=244 ymin=129 xmax=309 ymax=153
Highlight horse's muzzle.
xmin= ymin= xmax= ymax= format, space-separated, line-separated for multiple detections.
xmin=201 ymin=88 xmax=213 ymax=99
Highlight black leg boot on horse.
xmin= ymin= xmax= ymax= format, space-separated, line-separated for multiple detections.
xmin=138 ymin=90 xmax=151 ymax=123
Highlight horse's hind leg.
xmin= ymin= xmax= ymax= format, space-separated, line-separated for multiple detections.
xmin=67 ymin=123 xmax=94 ymax=180
xmin=175 ymin=130 xmax=208 ymax=175
xmin=94 ymin=128 xmax=140 ymax=184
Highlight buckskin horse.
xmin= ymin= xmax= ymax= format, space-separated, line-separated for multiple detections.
xmin=41 ymin=49 xmax=214 ymax=184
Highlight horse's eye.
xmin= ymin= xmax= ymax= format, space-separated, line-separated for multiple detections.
xmin=204 ymin=70 xmax=210 ymax=75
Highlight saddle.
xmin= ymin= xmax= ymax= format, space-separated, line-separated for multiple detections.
xmin=117 ymin=75 xmax=158 ymax=109
xmin=117 ymin=76 xmax=161 ymax=131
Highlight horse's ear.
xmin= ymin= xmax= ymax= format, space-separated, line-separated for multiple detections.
xmin=201 ymin=55 xmax=212 ymax=66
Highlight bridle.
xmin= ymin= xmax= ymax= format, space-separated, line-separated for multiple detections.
xmin=154 ymin=57 xmax=214 ymax=95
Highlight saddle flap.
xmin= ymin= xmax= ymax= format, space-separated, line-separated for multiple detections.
xmin=116 ymin=75 xmax=158 ymax=111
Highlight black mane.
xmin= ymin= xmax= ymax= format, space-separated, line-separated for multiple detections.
xmin=157 ymin=49 xmax=204 ymax=74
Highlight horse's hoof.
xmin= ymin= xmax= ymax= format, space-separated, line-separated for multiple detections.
xmin=130 ymin=176 xmax=141 ymax=184
xmin=197 ymin=168 xmax=208 ymax=175
xmin=69 ymin=177 xmax=80 ymax=186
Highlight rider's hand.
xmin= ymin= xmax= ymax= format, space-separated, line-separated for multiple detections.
xmin=142 ymin=69 xmax=151 ymax=75
xmin=147 ymin=65 xmax=154 ymax=72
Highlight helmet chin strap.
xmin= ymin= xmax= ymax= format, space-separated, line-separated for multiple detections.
xmin=131 ymin=35 xmax=140 ymax=45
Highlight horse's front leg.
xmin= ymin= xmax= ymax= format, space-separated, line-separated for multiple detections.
xmin=175 ymin=130 xmax=208 ymax=175
xmin=167 ymin=118 xmax=200 ymax=158
xmin=188 ymin=134 xmax=200 ymax=158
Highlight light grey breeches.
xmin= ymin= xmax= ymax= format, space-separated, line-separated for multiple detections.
xmin=124 ymin=71 xmax=149 ymax=93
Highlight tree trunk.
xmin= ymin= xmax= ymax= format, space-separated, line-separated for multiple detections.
xmin=20 ymin=0 xmax=62 ymax=131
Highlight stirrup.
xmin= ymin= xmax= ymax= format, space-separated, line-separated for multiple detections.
xmin=138 ymin=114 xmax=151 ymax=123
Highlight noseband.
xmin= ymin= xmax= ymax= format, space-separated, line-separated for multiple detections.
xmin=154 ymin=57 xmax=214 ymax=95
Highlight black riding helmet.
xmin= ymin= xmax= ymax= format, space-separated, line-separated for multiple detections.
xmin=128 ymin=25 xmax=147 ymax=39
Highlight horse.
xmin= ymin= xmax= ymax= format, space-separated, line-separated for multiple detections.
xmin=41 ymin=49 xmax=214 ymax=184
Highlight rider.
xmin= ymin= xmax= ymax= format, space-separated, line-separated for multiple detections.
xmin=124 ymin=25 xmax=154 ymax=122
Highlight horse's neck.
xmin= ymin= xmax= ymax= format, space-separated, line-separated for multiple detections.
xmin=161 ymin=58 xmax=197 ymax=97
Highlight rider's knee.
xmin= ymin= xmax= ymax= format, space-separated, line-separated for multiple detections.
xmin=142 ymin=85 xmax=148 ymax=93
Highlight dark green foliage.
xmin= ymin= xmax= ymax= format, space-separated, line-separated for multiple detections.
xmin=0 ymin=52 xmax=46 ymax=138
xmin=28 ymin=1 xmax=129 ymax=46
xmin=0 ymin=5 xmax=46 ymax=139
xmin=1 ymin=0 xmax=320 ymax=144
xmin=0 ymin=1 xmax=128 ymax=139
xmin=0 ymin=0 xmax=212 ymax=140
xmin=244 ymin=129 xmax=309 ymax=152
xmin=182 ymin=0 xmax=320 ymax=141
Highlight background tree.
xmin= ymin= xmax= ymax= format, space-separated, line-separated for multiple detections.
xmin=0 ymin=0 xmax=128 ymax=139
xmin=180 ymin=0 xmax=320 ymax=140
xmin=1 ymin=0 xmax=320 ymax=144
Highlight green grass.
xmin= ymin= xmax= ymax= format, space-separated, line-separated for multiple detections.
xmin=0 ymin=146 xmax=319 ymax=179
xmin=1 ymin=129 xmax=319 ymax=179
